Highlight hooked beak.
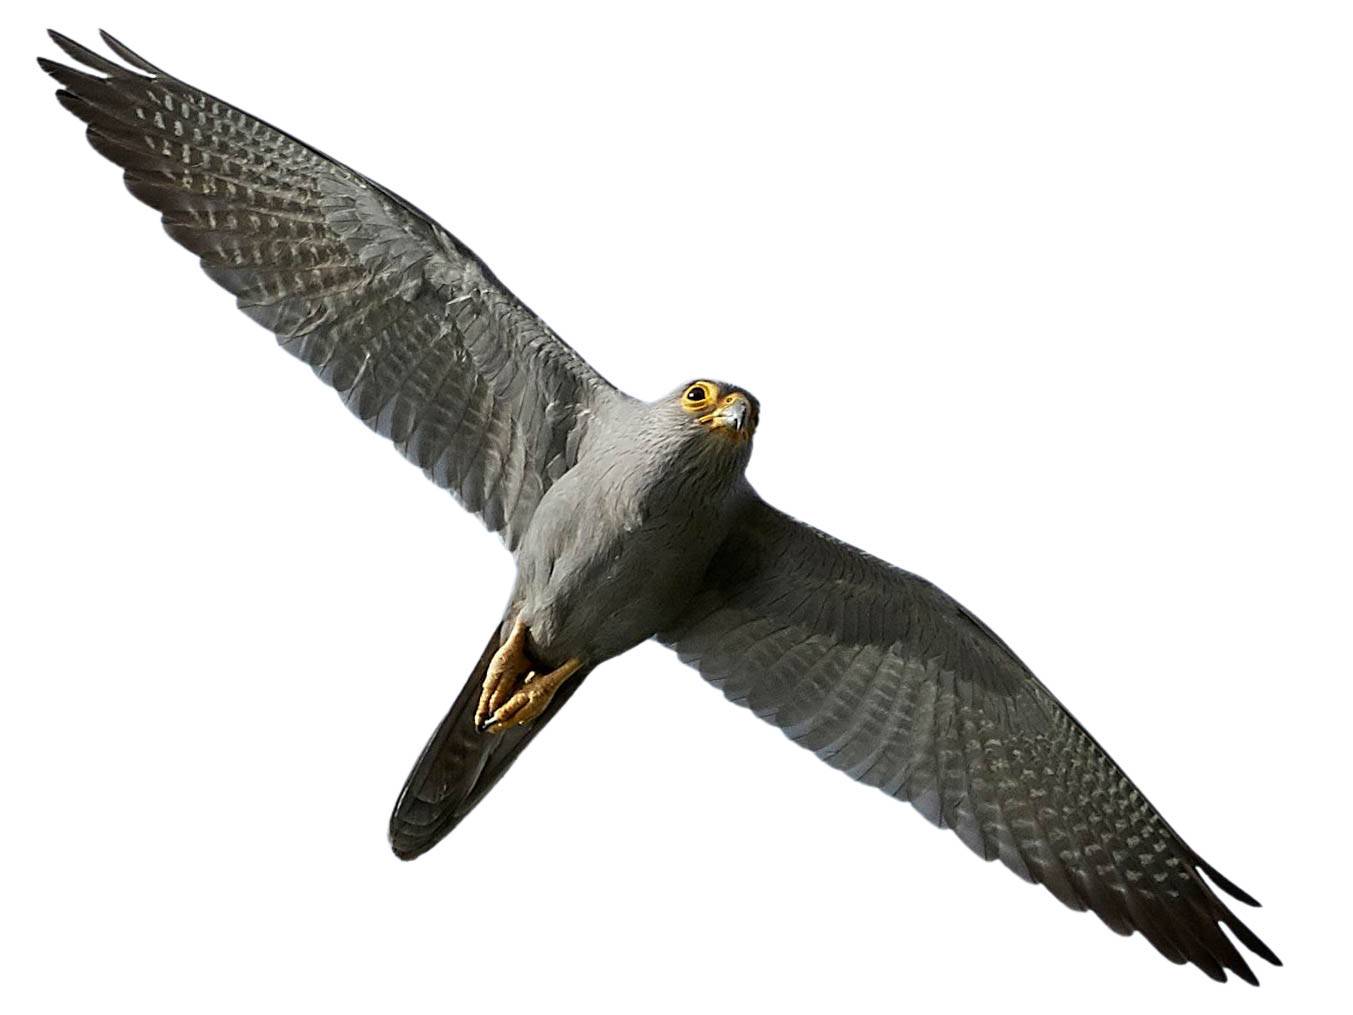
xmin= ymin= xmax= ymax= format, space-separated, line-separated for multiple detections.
xmin=698 ymin=395 xmax=752 ymax=442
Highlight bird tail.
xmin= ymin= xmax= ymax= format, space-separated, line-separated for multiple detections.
xmin=389 ymin=624 xmax=589 ymax=860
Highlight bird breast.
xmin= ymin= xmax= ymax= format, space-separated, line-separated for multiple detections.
xmin=509 ymin=446 xmax=740 ymax=666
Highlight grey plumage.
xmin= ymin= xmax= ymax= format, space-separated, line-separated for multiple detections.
xmin=40 ymin=30 xmax=1278 ymax=985
xmin=40 ymin=30 xmax=612 ymax=552
xmin=511 ymin=388 xmax=757 ymax=664
xmin=660 ymin=500 xmax=1279 ymax=980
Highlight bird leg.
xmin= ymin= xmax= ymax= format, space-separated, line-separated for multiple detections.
xmin=475 ymin=618 xmax=582 ymax=734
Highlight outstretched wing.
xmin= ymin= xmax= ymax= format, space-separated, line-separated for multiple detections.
xmin=40 ymin=31 xmax=624 ymax=548
xmin=659 ymin=496 xmax=1279 ymax=984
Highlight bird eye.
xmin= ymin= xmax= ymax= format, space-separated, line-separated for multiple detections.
xmin=685 ymin=385 xmax=707 ymax=402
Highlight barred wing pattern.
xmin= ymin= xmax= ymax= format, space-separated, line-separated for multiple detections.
xmin=40 ymin=32 xmax=618 ymax=548
xmin=660 ymin=497 xmax=1279 ymax=983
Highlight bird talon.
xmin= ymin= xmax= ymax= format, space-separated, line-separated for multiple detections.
xmin=486 ymin=687 xmax=543 ymax=732
xmin=475 ymin=619 xmax=581 ymax=734
xmin=475 ymin=618 xmax=532 ymax=730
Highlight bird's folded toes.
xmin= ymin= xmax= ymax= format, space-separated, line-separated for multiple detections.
xmin=482 ymin=658 xmax=583 ymax=734
xmin=475 ymin=618 xmax=534 ymax=730
xmin=482 ymin=686 xmax=551 ymax=733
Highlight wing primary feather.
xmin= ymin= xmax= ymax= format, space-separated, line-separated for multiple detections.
xmin=38 ymin=55 xmax=103 ymax=90
xmin=1218 ymin=905 xmax=1282 ymax=967
xmin=97 ymin=29 xmax=168 ymax=75
xmin=1194 ymin=855 xmax=1262 ymax=907
xmin=660 ymin=494 xmax=1278 ymax=983
xmin=1184 ymin=889 xmax=1259 ymax=985
xmin=46 ymin=29 xmax=126 ymax=76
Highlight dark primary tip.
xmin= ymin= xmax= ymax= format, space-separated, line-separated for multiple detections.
xmin=1197 ymin=857 xmax=1262 ymax=907
xmin=97 ymin=29 xmax=164 ymax=75
xmin=1233 ymin=962 xmax=1260 ymax=987
xmin=46 ymin=29 xmax=125 ymax=77
xmin=1247 ymin=936 xmax=1283 ymax=968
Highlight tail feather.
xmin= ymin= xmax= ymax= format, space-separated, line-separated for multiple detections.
xmin=389 ymin=626 xmax=587 ymax=860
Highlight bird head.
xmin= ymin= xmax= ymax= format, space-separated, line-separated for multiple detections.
xmin=673 ymin=379 xmax=759 ymax=445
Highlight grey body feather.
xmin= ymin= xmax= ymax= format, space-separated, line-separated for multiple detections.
xmin=40 ymin=30 xmax=1278 ymax=985
xmin=513 ymin=391 xmax=753 ymax=665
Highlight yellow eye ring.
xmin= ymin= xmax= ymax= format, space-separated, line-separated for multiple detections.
xmin=681 ymin=381 xmax=719 ymax=412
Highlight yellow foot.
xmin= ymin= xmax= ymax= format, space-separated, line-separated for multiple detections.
xmin=482 ymin=658 xmax=582 ymax=733
xmin=476 ymin=618 xmax=533 ymax=730
xmin=474 ymin=618 xmax=582 ymax=734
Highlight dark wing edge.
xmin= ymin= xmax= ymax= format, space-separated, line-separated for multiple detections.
xmin=658 ymin=495 xmax=1280 ymax=984
xmin=39 ymin=30 xmax=623 ymax=548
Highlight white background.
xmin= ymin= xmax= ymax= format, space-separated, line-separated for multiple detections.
xmin=4 ymin=2 xmax=1349 ymax=1012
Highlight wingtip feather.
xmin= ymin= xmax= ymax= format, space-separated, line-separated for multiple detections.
xmin=1196 ymin=857 xmax=1262 ymax=907
xmin=38 ymin=56 xmax=100 ymax=91
xmin=1221 ymin=906 xmax=1282 ymax=968
xmin=98 ymin=30 xmax=166 ymax=76
xmin=46 ymin=29 xmax=125 ymax=76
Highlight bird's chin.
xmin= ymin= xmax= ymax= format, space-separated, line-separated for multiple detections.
xmin=702 ymin=422 xmax=752 ymax=446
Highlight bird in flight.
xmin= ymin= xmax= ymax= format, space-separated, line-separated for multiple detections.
xmin=40 ymin=30 xmax=1278 ymax=984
